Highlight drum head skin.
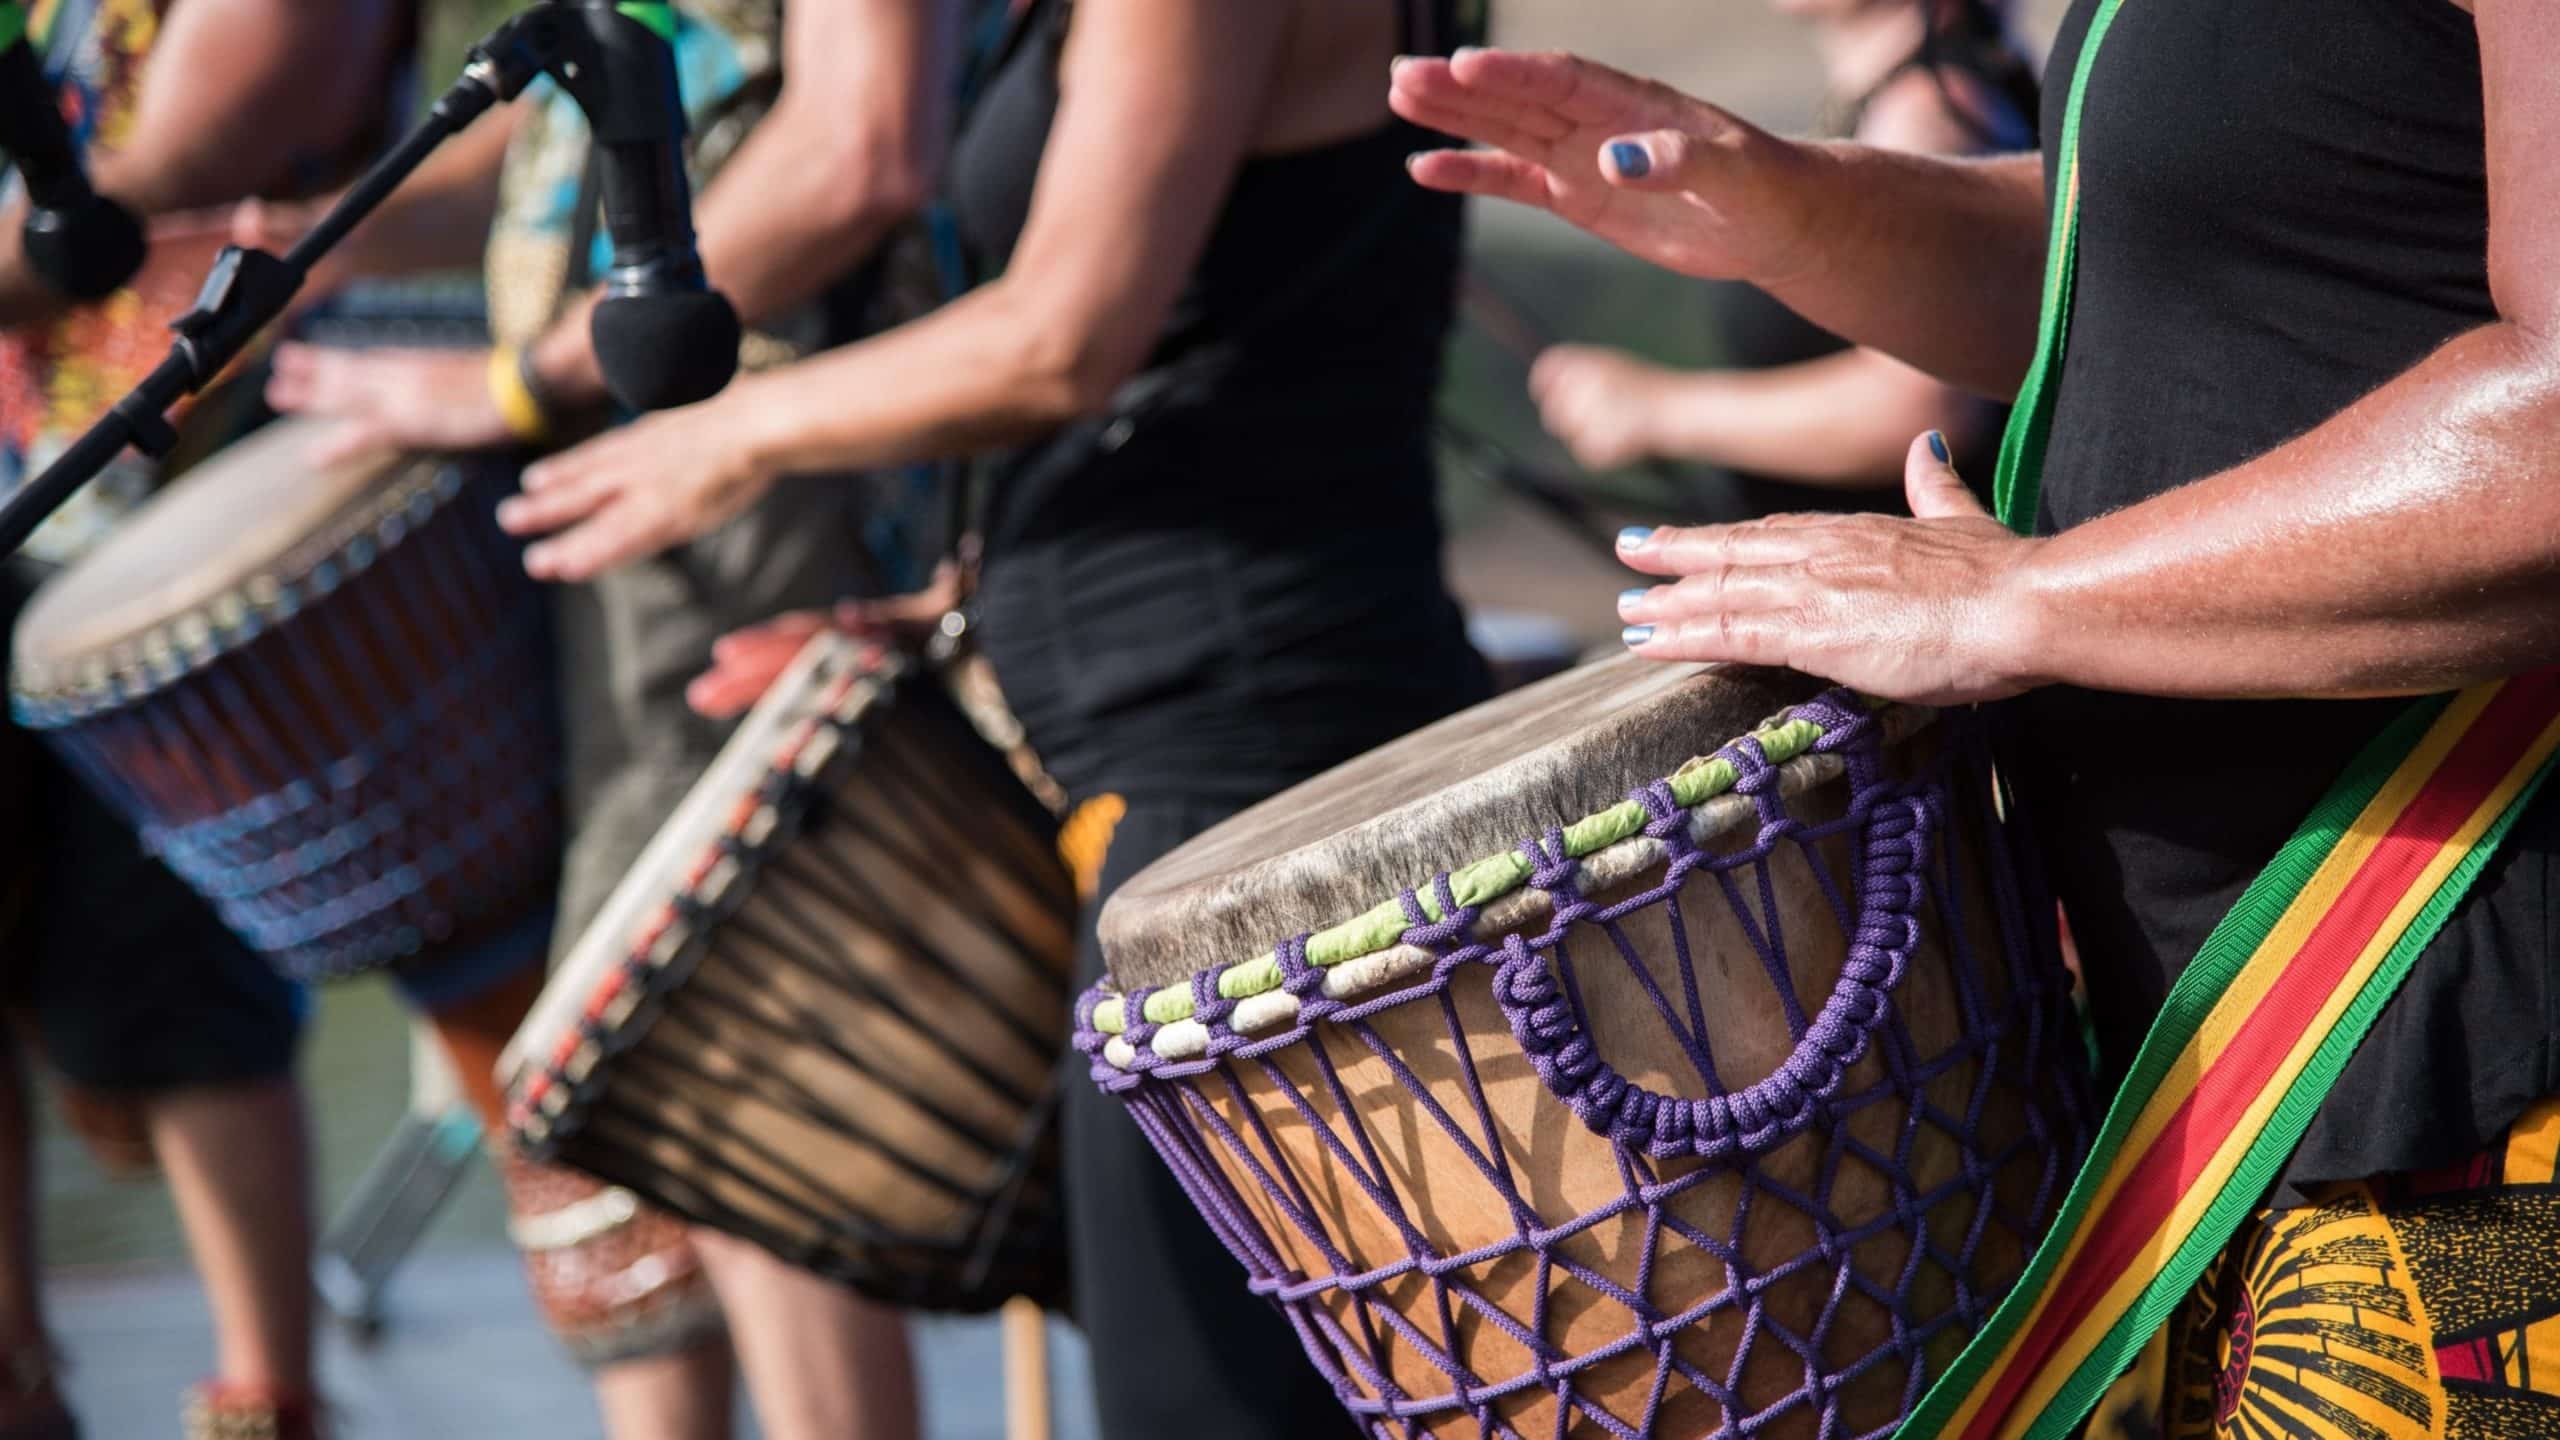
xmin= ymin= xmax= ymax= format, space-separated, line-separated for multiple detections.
xmin=1101 ymin=654 xmax=1821 ymax=990
xmin=12 ymin=419 xmax=413 ymax=690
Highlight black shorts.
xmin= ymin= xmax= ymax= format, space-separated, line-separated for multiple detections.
xmin=0 ymin=565 xmax=302 ymax=1094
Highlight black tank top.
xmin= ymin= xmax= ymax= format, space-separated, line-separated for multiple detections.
xmin=1686 ymin=7 xmax=2037 ymax=520
xmin=947 ymin=0 xmax=1491 ymax=802
xmin=2018 ymin=0 xmax=2552 ymax=1197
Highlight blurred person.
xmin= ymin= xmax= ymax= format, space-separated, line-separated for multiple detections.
xmin=253 ymin=2 xmax=947 ymax=1436
xmin=0 ymin=3 xmax=419 ymax=1438
xmin=496 ymin=0 xmax=1493 ymax=1433
xmin=1528 ymin=0 xmax=2034 ymax=515
xmin=1395 ymin=2 xmax=2560 ymax=1431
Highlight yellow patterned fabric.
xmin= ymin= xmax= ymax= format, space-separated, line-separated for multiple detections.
xmin=2092 ymin=1098 xmax=2560 ymax=1440
xmin=483 ymin=0 xmax=796 ymax=371
xmin=0 ymin=0 xmax=412 ymax=563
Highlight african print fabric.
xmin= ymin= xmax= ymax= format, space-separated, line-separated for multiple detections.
xmin=2090 ymin=1097 xmax=2560 ymax=1440
xmin=0 ymin=0 xmax=413 ymax=563
xmin=484 ymin=0 xmax=792 ymax=362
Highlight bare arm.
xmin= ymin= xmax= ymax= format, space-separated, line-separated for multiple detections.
xmin=525 ymin=0 xmax=958 ymax=407
xmin=233 ymin=112 xmax=520 ymax=282
xmin=0 ymin=0 xmax=406 ymax=324
xmin=1390 ymin=50 xmax=2048 ymax=399
xmin=498 ymin=0 xmax=1296 ymax=578
xmin=1614 ymin=0 xmax=2560 ymax=706
xmin=1538 ymin=343 xmax=1991 ymax=484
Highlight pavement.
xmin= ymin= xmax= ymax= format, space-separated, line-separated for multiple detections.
xmin=55 ymin=1250 xmax=1100 ymax=1439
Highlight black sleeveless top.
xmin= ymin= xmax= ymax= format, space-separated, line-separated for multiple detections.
xmin=2017 ymin=0 xmax=2553 ymax=1197
xmin=1685 ymin=8 xmax=2037 ymax=521
xmin=947 ymin=0 xmax=1491 ymax=803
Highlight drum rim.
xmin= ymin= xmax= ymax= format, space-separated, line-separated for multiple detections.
xmin=504 ymin=633 xmax=903 ymax=1149
xmin=1081 ymin=693 xmax=1932 ymax=1068
xmin=9 ymin=438 xmax=476 ymax=724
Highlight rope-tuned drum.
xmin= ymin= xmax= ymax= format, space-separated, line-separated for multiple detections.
xmin=505 ymin=633 xmax=1075 ymax=1311
xmin=1078 ymin=656 xmax=2094 ymax=1438
xmin=9 ymin=417 xmax=560 ymax=996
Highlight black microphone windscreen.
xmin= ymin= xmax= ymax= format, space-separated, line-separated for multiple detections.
xmin=591 ymin=290 xmax=740 ymax=412
xmin=21 ymin=193 xmax=146 ymax=302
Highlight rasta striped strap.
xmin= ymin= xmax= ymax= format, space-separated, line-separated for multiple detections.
xmin=1911 ymin=0 xmax=2560 ymax=1433
xmin=1901 ymin=674 xmax=2560 ymax=1440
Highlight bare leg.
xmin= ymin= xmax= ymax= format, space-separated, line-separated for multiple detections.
xmin=146 ymin=1076 xmax=315 ymax=1397
xmin=692 ymin=1228 xmax=919 ymax=1440
xmin=0 ymin=1039 xmax=66 ymax=1431
xmin=592 ymin=1345 xmax=738 ymax=1440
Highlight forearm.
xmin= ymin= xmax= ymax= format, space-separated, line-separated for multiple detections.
xmin=1760 ymin=147 xmax=2049 ymax=401
xmin=1645 ymin=347 xmax=1990 ymax=486
xmin=312 ymin=114 xmax=514 ymax=278
xmin=2014 ymin=323 xmax=2560 ymax=699
xmin=730 ymin=279 xmax=1102 ymax=478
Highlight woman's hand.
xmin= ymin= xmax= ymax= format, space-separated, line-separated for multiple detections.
xmin=687 ymin=609 xmax=836 ymax=718
xmin=1615 ymin=433 xmax=2046 ymax=705
xmin=684 ymin=563 xmax=968 ymax=718
xmin=498 ymin=398 xmax=776 ymax=582
xmin=1529 ymin=343 xmax=1682 ymax=470
xmin=265 ymin=343 xmax=516 ymax=462
xmin=1390 ymin=49 xmax=1822 ymax=286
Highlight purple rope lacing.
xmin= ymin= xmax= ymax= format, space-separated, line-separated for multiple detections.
xmin=1073 ymin=691 xmax=2094 ymax=1438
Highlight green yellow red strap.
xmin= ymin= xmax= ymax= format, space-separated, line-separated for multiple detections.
xmin=1914 ymin=3 xmax=2560 ymax=1435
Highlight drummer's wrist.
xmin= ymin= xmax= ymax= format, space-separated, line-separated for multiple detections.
xmin=1988 ymin=537 xmax=2070 ymax=695
xmin=526 ymin=301 xmax=610 ymax=414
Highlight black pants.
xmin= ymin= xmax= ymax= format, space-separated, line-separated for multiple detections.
xmin=1063 ymin=794 xmax=1359 ymax=1440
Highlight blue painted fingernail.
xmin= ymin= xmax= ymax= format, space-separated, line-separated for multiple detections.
xmin=1618 ymin=588 xmax=1648 ymax=611
xmin=1608 ymin=141 xmax=1651 ymax=179
xmin=1622 ymin=624 xmax=1656 ymax=648
xmin=1928 ymin=430 xmax=1951 ymax=464
xmin=1617 ymin=526 xmax=1654 ymax=550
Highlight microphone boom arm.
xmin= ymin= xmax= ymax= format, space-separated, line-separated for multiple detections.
xmin=0 ymin=1 xmax=684 ymax=560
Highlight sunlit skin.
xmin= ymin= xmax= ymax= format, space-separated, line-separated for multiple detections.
xmin=495 ymin=0 xmax=1413 ymax=583
xmin=1397 ymin=0 xmax=2560 ymax=708
xmin=1528 ymin=0 xmax=2009 ymax=483
xmin=262 ymin=0 xmax=953 ymax=461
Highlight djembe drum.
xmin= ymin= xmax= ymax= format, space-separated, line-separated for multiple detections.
xmin=1077 ymin=656 xmax=2092 ymax=1438
xmin=9 ymin=417 xmax=560 ymax=995
xmin=505 ymin=632 xmax=1074 ymax=1310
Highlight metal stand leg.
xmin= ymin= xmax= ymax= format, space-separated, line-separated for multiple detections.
xmin=312 ymin=1019 xmax=483 ymax=1342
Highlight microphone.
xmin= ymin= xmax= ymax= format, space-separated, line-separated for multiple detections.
xmin=0 ymin=1 xmax=143 ymax=301
xmin=550 ymin=1 xmax=739 ymax=411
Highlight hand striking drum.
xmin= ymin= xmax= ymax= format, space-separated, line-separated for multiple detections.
xmin=1077 ymin=656 xmax=2093 ymax=1438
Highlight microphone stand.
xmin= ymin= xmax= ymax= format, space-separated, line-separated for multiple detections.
xmin=0 ymin=2 xmax=610 ymax=559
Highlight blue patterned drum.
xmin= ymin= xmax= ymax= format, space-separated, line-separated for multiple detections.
xmin=9 ymin=419 xmax=561 ymax=995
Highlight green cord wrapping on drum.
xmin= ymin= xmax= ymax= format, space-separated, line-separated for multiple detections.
xmin=1097 ymin=711 xmax=1839 ymax=1034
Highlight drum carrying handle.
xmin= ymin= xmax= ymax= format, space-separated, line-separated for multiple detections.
xmin=1486 ymin=713 xmax=1945 ymax=1164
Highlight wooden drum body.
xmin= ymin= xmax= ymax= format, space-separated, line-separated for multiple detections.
xmin=1079 ymin=657 xmax=2093 ymax=1438
xmin=9 ymin=419 xmax=560 ymax=987
xmin=505 ymin=635 xmax=1075 ymax=1311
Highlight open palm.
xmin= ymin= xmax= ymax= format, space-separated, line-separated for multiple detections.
xmin=1389 ymin=49 xmax=1809 ymax=284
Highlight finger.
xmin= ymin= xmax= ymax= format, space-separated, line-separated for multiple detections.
xmin=1615 ymin=520 xmax=1836 ymax=576
xmin=1406 ymin=149 xmax=1553 ymax=209
xmin=495 ymin=465 xmax=618 ymax=537
xmin=1447 ymin=48 xmax=1638 ymax=124
xmin=684 ymin=665 xmax=767 ymax=720
xmin=1599 ymin=123 xmax=1745 ymax=193
xmin=1389 ymin=57 xmax=1574 ymax=142
xmin=1389 ymin=93 xmax=1547 ymax=158
xmin=1620 ymin=608 xmax=1792 ymax=668
xmin=523 ymin=502 xmax=657 ymax=583
xmin=1904 ymin=430 xmax=1987 ymax=521
xmin=710 ymin=610 xmax=830 ymax=662
xmin=1616 ymin=563 xmax=1796 ymax=625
